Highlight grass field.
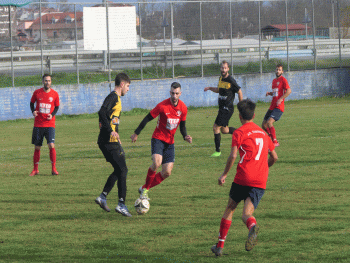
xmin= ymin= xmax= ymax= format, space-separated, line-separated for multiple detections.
xmin=0 ymin=97 xmax=349 ymax=262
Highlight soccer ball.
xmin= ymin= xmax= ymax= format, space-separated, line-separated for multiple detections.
xmin=134 ymin=198 xmax=150 ymax=215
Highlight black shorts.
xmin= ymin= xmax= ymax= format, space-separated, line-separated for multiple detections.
xmin=229 ymin=182 xmax=265 ymax=209
xmin=215 ymin=108 xmax=233 ymax=127
xmin=264 ymin=109 xmax=283 ymax=122
xmin=151 ymin=138 xmax=175 ymax=164
xmin=98 ymin=142 xmax=127 ymax=170
xmin=32 ymin=127 xmax=55 ymax=146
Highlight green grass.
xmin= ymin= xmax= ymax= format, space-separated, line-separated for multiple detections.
xmin=0 ymin=97 xmax=350 ymax=262
xmin=1 ymin=58 xmax=349 ymax=88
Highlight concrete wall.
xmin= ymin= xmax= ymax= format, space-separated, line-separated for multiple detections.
xmin=1 ymin=68 xmax=349 ymax=121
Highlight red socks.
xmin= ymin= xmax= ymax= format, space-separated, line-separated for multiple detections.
xmin=217 ymin=218 xmax=232 ymax=248
xmin=143 ymin=168 xmax=156 ymax=190
xmin=50 ymin=148 xmax=56 ymax=170
xmin=246 ymin=216 xmax=257 ymax=230
xmin=269 ymin=127 xmax=277 ymax=141
xmin=33 ymin=149 xmax=40 ymax=171
xmin=148 ymin=172 xmax=164 ymax=189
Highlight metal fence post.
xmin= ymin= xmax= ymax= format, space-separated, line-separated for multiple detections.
xmin=199 ymin=2 xmax=203 ymax=78
xmin=171 ymin=2 xmax=174 ymax=79
xmin=138 ymin=3 xmax=143 ymax=81
xmin=74 ymin=4 xmax=80 ymax=84
xmin=336 ymin=0 xmax=342 ymax=67
xmin=311 ymin=0 xmax=317 ymax=70
xmin=40 ymin=0 xmax=43 ymax=77
xmin=285 ymin=0 xmax=290 ymax=72
xmin=230 ymin=1 xmax=233 ymax=75
xmin=9 ymin=6 xmax=14 ymax=87
xmin=105 ymin=2 xmax=111 ymax=91
xmin=259 ymin=1 xmax=262 ymax=75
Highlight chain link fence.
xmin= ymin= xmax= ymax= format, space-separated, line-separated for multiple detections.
xmin=0 ymin=0 xmax=349 ymax=87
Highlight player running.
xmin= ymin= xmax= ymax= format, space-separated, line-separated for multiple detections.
xmin=262 ymin=64 xmax=291 ymax=147
xmin=29 ymin=74 xmax=60 ymax=176
xmin=204 ymin=60 xmax=243 ymax=157
xmin=211 ymin=99 xmax=278 ymax=256
xmin=95 ymin=73 xmax=132 ymax=217
xmin=130 ymin=82 xmax=192 ymax=201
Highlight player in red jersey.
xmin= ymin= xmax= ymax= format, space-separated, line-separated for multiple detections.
xmin=262 ymin=64 xmax=291 ymax=147
xmin=130 ymin=82 xmax=192 ymax=201
xmin=29 ymin=74 xmax=60 ymax=176
xmin=211 ymin=99 xmax=278 ymax=256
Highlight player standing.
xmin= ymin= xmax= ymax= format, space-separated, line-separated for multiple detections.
xmin=211 ymin=99 xmax=278 ymax=256
xmin=262 ymin=64 xmax=291 ymax=147
xmin=130 ymin=82 xmax=192 ymax=201
xmin=95 ymin=73 xmax=132 ymax=217
xmin=204 ymin=60 xmax=243 ymax=157
xmin=29 ymin=74 xmax=60 ymax=176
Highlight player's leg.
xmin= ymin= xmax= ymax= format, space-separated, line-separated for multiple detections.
xmin=266 ymin=109 xmax=283 ymax=146
xmin=211 ymin=197 xmax=238 ymax=256
xmin=221 ymin=126 xmax=236 ymax=135
xmin=45 ymin=127 xmax=58 ymax=175
xmin=262 ymin=109 xmax=272 ymax=136
xmin=243 ymin=187 xmax=265 ymax=251
xmin=30 ymin=127 xmax=43 ymax=176
xmin=212 ymin=123 xmax=222 ymax=157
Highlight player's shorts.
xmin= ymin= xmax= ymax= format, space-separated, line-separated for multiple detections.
xmin=98 ymin=142 xmax=127 ymax=171
xmin=151 ymin=138 xmax=175 ymax=164
xmin=32 ymin=127 xmax=55 ymax=146
xmin=264 ymin=109 xmax=283 ymax=122
xmin=229 ymin=182 xmax=265 ymax=209
xmin=214 ymin=108 xmax=233 ymax=127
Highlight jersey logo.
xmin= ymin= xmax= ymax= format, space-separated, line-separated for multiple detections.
xmin=49 ymin=97 xmax=53 ymax=102
xmin=176 ymin=111 xmax=182 ymax=116
xmin=166 ymin=118 xmax=180 ymax=130
xmin=112 ymin=116 xmax=119 ymax=125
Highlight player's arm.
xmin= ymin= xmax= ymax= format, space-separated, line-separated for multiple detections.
xmin=47 ymin=106 xmax=59 ymax=120
xmin=30 ymin=102 xmax=38 ymax=117
xmin=218 ymin=146 xmax=238 ymax=186
xmin=276 ymin=88 xmax=291 ymax=106
xmin=98 ymin=94 xmax=117 ymax=135
xmin=179 ymin=121 xmax=192 ymax=144
xmin=268 ymin=149 xmax=278 ymax=167
xmin=130 ymin=113 xmax=154 ymax=143
xmin=237 ymin=89 xmax=243 ymax=102
xmin=204 ymin=87 xmax=219 ymax=93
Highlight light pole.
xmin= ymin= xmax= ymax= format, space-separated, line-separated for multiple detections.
xmin=302 ymin=8 xmax=311 ymax=39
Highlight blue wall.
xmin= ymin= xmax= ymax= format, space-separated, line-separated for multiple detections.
xmin=0 ymin=68 xmax=349 ymax=121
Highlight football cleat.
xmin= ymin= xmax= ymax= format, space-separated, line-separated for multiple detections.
xmin=95 ymin=196 xmax=111 ymax=212
xmin=29 ymin=170 xmax=39 ymax=177
xmin=211 ymin=244 xmax=223 ymax=257
xmin=245 ymin=224 xmax=259 ymax=251
xmin=139 ymin=188 xmax=150 ymax=200
xmin=210 ymin=151 xmax=221 ymax=157
xmin=115 ymin=202 xmax=132 ymax=217
xmin=52 ymin=169 xmax=59 ymax=175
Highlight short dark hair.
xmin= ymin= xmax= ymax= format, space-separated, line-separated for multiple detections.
xmin=276 ymin=63 xmax=283 ymax=69
xmin=237 ymin=99 xmax=256 ymax=121
xmin=42 ymin=73 xmax=51 ymax=80
xmin=115 ymin=73 xmax=130 ymax=87
xmin=221 ymin=60 xmax=230 ymax=68
xmin=171 ymin=82 xmax=181 ymax=89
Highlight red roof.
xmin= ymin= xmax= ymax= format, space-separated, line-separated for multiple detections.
xmin=30 ymin=12 xmax=83 ymax=30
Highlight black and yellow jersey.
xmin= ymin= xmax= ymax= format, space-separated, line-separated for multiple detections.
xmin=217 ymin=75 xmax=241 ymax=112
xmin=98 ymin=91 xmax=121 ymax=144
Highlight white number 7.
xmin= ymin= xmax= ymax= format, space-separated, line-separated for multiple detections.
xmin=255 ymin=138 xmax=263 ymax=160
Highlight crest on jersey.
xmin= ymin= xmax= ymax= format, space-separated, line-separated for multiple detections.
xmin=176 ymin=111 xmax=182 ymax=116
xmin=112 ymin=116 xmax=119 ymax=125
xmin=276 ymin=82 xmax=280 ymax=86
xmin=49 ymin=97 xmax=53 ymax=102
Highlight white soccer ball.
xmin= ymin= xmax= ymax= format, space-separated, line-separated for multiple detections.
xmin=134 ymin=198 xmax=150 ymax=215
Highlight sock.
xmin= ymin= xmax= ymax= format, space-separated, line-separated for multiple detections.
xmin=33 ymin=149 xmax=40 ymax=171
xmin=269 ymin=127 xmax=277 ymax=141
xmin=50 ymin=148 xmax=57 ymax=170
xmin=246 ymin=216 xmax=257 ymax=230
xmin=214 ymin=133 xmax=221 ymax=152
xmin=266 ymin=127 xmax=273 ymax=140
xmin=118 ymin=198 xmax=125 ymax=204
xmin=228 ymin=127 xmax=236 ymax=134
xmin=143 ymin=168 xmax=156 ymax=190
xmin=217 ymin=218 xmax=232 ymax=248
xmin=149 ymin=172 xmax=165 ymax=189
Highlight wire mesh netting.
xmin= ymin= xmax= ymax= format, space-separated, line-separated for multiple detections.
xmin=0 ymin=0 xmax=349 ymax=87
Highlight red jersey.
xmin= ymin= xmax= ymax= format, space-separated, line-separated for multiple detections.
xmin=30 ymin=88 xmax=60 ymax=128
xmin=269 ymin=75 xmax=290 ymax=112
xmin=232 ymin=122 xmax=275 ymax=189
xmin=150 ymin=98 xmax=187 ymax=145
